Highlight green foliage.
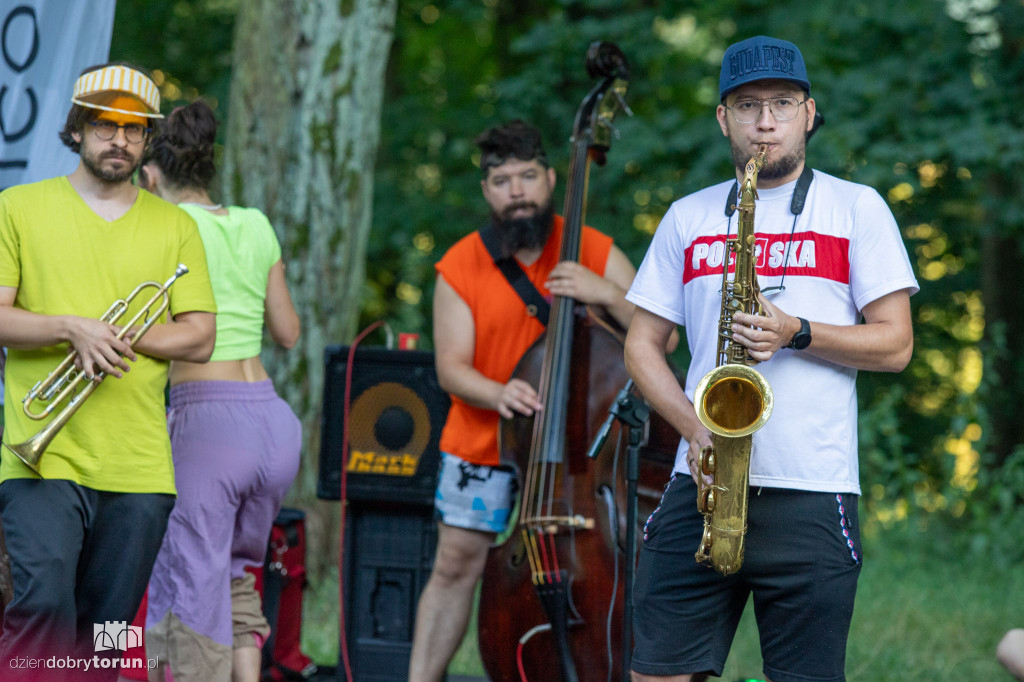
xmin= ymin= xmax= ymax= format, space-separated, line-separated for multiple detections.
xmin=110 ymin=0 xmax=237 ymax=118
xmin=110 ymin=0 xmax=238 ymax=196
xmin=956 ymin=444 xmax=1024 ymax=565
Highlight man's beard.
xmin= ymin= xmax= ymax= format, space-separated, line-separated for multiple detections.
xmin=730 ymin=139 xmax=804 ymax=183
xmin=81 ymin=146 xmax=141 ymax=184
xmin=491 ymin=200 xmax=555 ymax=257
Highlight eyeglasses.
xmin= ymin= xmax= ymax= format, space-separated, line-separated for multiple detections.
xmin=87 ymin=120 xmax=150 ymax=143
xmin=726 ymin=97 xmax=806 ymax=124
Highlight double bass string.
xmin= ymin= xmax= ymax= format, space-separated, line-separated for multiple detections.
xmin=526 ymin=132 xmax=592 ymax=586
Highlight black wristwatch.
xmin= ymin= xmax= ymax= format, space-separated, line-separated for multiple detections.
xmin=787 ymin=317 xmax=812 ymax=350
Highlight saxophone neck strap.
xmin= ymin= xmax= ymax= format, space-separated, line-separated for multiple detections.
xmin=724 ymin=164 xmax=814 ymax=217
xmin=478 ymin=224 xmax=551 ymax=326
xmin=789 ymin=164 xmax=814 ymax=214
xmin=722 ymin=165 xmax=814 ymax=296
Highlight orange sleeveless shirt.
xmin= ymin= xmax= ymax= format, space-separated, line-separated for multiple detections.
xmin=435 ymin=215 xmax=614 ymax=466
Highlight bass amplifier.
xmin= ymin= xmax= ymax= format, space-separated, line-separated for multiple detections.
xmin=317 ymin=345 xmax=450 ymax=506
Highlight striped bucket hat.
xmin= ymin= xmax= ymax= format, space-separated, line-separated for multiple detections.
xmin=71 ymin=65 xmax=163 ymax=119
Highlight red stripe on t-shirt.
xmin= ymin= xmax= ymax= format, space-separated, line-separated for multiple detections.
xmin=683 ymin=231 xmax=850 ymax=284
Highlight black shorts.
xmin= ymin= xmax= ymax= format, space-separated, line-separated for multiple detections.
xmin=630 ymin=474 xmax=862 ymax=682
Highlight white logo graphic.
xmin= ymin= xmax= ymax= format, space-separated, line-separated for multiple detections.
xmin=93 ymin=621 xmax=143 ymax=652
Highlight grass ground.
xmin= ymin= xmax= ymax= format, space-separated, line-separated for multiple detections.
xmin=302 ymin=519 xmax=1023 ymax=681
xmin=721 ymin=520 xmax=1021 ymax=680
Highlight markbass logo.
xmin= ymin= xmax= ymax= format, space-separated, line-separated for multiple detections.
xmin=94 ymin=621 xmax=142 ymax=652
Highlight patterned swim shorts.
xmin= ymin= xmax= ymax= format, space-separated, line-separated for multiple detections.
xmin=433 ymin=452 xmax=518 ymax=533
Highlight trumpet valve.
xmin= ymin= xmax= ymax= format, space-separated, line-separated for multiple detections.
xmin=23 ymin=379 xmax=43 ymax=402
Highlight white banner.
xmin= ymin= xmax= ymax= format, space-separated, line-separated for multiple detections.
xmin=0 ymin=0 xmax=117 ymax=191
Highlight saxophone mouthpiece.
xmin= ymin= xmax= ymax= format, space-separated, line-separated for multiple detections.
xmin=743 ymin=145 xmax=769 ymax=188
xmin=755 ymin=143 xmax=769 ymax=166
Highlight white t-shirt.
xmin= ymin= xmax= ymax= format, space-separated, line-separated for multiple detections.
xmin=627 ymin=169 xmax=919 ymax=494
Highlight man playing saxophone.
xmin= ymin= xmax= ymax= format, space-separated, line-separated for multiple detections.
xmin=0 ymin=63 xmax=216 ymax=681
xmin=623 ymin=36 xmax=918 ymax=682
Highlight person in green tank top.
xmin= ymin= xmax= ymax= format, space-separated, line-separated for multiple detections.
xmin=138 ymin=100 xmax=302 ymax=682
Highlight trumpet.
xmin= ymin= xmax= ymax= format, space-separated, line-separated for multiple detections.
xmin=3 ymin=264 xmax=190 ymax=474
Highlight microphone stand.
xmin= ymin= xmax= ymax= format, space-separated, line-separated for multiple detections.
xmin=586 ymin=378 xmax=650 ymax=681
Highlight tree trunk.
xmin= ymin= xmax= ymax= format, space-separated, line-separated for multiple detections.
xmin=980 ymin=7 xmax=1024 ymax=469
xmin=221 ymin=0 xmax=397 ymax=575
xmin=980 ymin=178 xmax=1024 ymax=468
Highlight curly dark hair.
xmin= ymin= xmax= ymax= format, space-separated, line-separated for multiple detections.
xmin=475 ymin=119 xmax=549 ymax=177
xmin=58 ymin=61 xmax=155 ymax=153
xmin=141 ymin=100 xmax=218 ymax=191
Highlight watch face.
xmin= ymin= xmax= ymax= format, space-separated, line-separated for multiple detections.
xmin=790 ymin=318 xmax=811 ymax=350
xmin=792 ymin=332 xmax=812 ymax=350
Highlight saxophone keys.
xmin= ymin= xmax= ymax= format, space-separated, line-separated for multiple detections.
xmin=698 ymin=487 xmax=716 ymax=513
xmin=699 ymin=526 xmax=714 ymax=552
xmin=698 ymin=446 xmax=716 ymax=476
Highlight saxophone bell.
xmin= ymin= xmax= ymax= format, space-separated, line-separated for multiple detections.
xmin=694 ymin=364 xmax=773 ymax=438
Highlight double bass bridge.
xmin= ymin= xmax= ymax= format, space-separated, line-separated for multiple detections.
xmin=526 ymin=514 xmax=595 ymax=534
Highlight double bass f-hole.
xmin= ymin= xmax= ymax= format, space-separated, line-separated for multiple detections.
xmin=477 ymin=41 xmax=633 ymax=682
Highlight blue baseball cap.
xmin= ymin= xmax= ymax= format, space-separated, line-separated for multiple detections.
xmin=719 ymin=36 xmax=810 ymax=100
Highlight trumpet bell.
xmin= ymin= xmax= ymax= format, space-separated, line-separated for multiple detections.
xmin=3 ymin=439 xmax=43 ymax=476
xmin=693 ymin=364 xmax=774 ymax=438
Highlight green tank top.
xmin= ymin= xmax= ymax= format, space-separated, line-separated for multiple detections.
xmin=181 ymin=204 xmax=281 ymax=362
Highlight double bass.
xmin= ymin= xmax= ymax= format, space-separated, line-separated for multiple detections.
xmin=477 ymin=42 xmax=677 ymax=682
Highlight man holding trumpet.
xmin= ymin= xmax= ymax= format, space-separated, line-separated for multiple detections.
xmin=0 ymin=63 xmax=216 ymax=680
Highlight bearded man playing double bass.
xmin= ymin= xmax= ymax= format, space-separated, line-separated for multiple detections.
xmin=624 ymin=36 xmax=918 ymax=682
xmin=0 ymin=63 xmax=216 ymax=681
xmin=408 ymin=119 xmax=654 ymax=681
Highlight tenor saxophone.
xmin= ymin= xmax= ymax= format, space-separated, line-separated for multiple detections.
xmin=691 ymin=144 xmax=774 ymax=575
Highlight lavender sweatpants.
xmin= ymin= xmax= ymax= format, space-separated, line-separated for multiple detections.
xmin=145 ymin=380 xmax=302 ymax=650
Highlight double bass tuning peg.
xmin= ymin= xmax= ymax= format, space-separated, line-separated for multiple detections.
xmin=611 ymin=89 xmax=633 ymax=119
xmin=598 ymin=92 xmax=632 ymax=140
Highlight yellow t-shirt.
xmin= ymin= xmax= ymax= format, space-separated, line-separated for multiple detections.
xmin=0 ymin=177 xmax=217 ymax=493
